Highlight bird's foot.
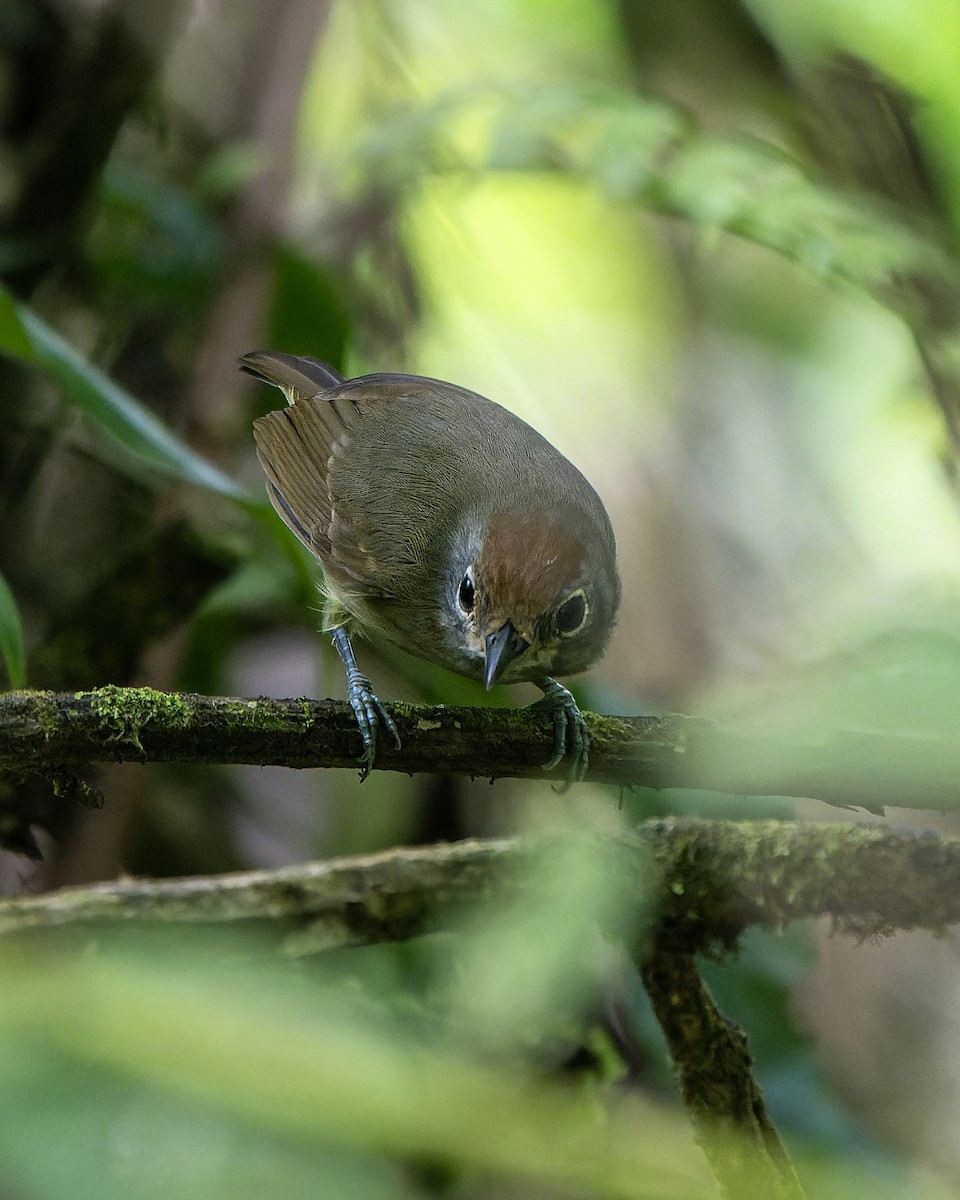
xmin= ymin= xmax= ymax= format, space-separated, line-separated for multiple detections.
xmin=531 ymin=677 xmax=589 ymax=784
xmin=331 ymin=626 xmax=401 ymax=779
xmin=345 ymin=667 xmax=401 ymax=779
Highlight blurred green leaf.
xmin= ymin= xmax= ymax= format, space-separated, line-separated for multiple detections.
xmin=0 ymin=288 xmax=33 ymax=360
xmin=434 ymin=830 xmax=653 ymax=1047
xmin=0 ymin=941 xmax=714 ymax=1200
xmin=0 ymin=933 xmax=940 ymax=1199
xmin=195 ymin=144 xmax=266 ymax=202
xmin=178 ymin=555 xmax=318 ymax=693
xmin=0 ymin=1036 xmax=409 ymax=1200
xmin=744 ymin=0 xmax=960 ymax=226
xmin=697 ymin=610 xmax=960 ymax=810
xmin=0 ymin=291 xmax=255 ymax=506
xmin=0 ymin=570 xmax=26 ymax=689
xmin=623 ymin=788 xmax=799 ymax=823
xmin=89 ymin=163 xmax=221 ymax=314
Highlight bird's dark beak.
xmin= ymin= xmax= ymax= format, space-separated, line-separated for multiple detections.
xmin=484 ymin=621 xmax=530 ymax=690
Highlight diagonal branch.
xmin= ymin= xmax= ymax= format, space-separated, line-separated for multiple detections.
xmin=640 ymin=941 xmax=806 ymax=1200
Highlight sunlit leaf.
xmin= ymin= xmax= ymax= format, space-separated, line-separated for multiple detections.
xmin=352 ymin=83 xmax=957 ymax=312
xmin=0 ymin=571 xmax=26 ymax=690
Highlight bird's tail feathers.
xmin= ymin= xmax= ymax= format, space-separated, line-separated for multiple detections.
xmin=240 ymin=350 xmax=345 ymax=404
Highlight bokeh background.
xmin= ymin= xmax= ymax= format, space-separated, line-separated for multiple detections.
xmin=4 ymin=1 xmax=960 ymax=1196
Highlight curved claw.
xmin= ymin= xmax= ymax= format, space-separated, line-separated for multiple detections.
xmin=331 ymin=626 xmax=401 ymax=780
xmin=531 ymin=677 xmax=590 ymax=784
xmin=346 ymin=671 xmax=401 ymax=779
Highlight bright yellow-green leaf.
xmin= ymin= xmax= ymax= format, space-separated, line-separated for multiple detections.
xmin=744 ymin=0 xmax=960 ymax=231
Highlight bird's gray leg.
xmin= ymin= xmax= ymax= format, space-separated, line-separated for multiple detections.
xmin=330 ymin=625 xmax=400 ymax=779
xmin=531 ymin=677 xmax=589 ymax=783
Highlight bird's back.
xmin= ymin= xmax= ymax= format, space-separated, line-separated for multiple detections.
xmin=252 ymin=361 xmax=616 ymax=665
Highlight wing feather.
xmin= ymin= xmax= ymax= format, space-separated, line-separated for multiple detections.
xmin=248 ymin=352 xmax=392 ymax=593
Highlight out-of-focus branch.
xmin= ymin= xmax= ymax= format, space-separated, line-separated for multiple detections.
xmin=0 ymin=819 xmax=958 ymax=948
xmin=5 ymin=815 xmax=937 ymax=1199
xmin=641 ymin=942 xmax=806 ymax=1200
xmin=185 ymin=0 xmax=334 ymax=439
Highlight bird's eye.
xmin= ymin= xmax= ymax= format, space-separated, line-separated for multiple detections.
xmin=555 ymin=590 xmax=589 ymax=636
xmin=457 ymin=571 xmax=476 ymax=615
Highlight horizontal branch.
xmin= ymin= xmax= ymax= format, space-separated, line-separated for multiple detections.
xmin=2 ymin=686 xmax=959 ymax=810
xmin=0 ymin=685 xmax=648 ymax=782
xmin=1 ymin=819 xmax=958 ymax=948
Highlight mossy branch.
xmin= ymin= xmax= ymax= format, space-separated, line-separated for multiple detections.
xmin=1 ymin=818 xmax=958 ymax=946
xmin=4 ymin=813 xmax=948 ymax=1198
xmin=641 ymin=941 xmax=806 ymax=1200
xmin=2 ymin=685 xmax=959 ymax=811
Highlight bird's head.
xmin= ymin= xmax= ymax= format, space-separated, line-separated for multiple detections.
xmin=445 ymin=510 xmax=620 ymax=687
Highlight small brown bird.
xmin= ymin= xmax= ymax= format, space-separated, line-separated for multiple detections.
xmin=243 ymin=351 xmax=620 ymax=780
